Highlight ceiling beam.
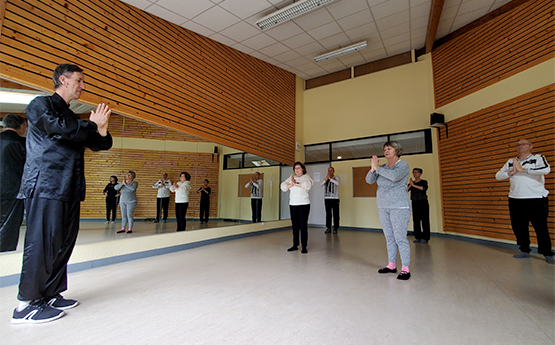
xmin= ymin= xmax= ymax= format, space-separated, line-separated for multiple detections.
xmin=424 ymin=0 xmax=445 ymax=54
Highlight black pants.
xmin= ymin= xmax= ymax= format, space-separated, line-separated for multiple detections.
xmin=412 ymin=200 xmax=430 ymax=241
xmin=156 ymin=197 xmax=170 ymax=221
xmin=106 ymin=196 xmax=117 ymax=221
xmin=200 ymin=199 xmax=210 ymax=223
xmin=290 ymin=204 xmax=310 ymax=249
xmin=251 ymin=198 xmax=262 ymax=223
xmin=509 ymin=197 xmax=553 ymax=256
xmin=176 ymin=202 xmax=189 ymax=231
xmin=18 ymin=197 xmax=80 ymax=301
xmin=0 ymin=198 xmax=24 ymax=252
xmin=324 ymin=199 xmax=340 ymax=230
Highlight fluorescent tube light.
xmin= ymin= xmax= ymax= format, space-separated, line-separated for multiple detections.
xmin=0 ymin=91 xmax=38 ymax=104
xmin=314 ymin=41 xmax=367 ymax=62
xmin=256 ymin=0 xmax=336 ymax=30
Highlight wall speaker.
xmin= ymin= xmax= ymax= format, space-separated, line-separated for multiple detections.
xmin=430 ymin=113 xmax=445 ymax=128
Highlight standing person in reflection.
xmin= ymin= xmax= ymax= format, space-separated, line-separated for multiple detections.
xmin=171 ymin=172 xmax=191 ymax=231
xmin=103 ymin=175 xmax=119 ymax=224
xmin=245 ymin=172 xmax=263 ymax=223
xmin=0 ymin=114 xmax=27 ymax=252
xmin=321 ymin=166 xmax=340 ymax=234
xmin=152 ymin=173 xmax=171 ymax=223
xmin=408 ymin=168 xmax=430 ymax=244
xmin=366 ymin=141 xmax=412 ymax=280
xmin=281 ymin=162 xmax=314 ymax=254
xmin=115 ymin=171 xmax=138 ymax=234
xmin=197 ymin=179 xmax=211 ymax=224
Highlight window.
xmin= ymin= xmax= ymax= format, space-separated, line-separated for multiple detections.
xmin=223 ymin=152 xmax=283 ymax=170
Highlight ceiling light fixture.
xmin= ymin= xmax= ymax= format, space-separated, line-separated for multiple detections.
xmin=256 ymin=0 xmax=336 ymax=30
xmin=314 ymin=41 xmax=367 ymax=62
xmin=0 ymin=91 xmax=39 ymax=104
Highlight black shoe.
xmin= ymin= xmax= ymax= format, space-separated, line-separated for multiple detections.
xmin=46 ymin=294 xmax=79 ymax=310
xmin=163 ymin=219 xmax=167 ymax=223
xmin=332 ymin=229 xmax=338 ymax=234
xmin=301 ymin=248 xmax=308 ymax=254
xmin=126 ymin=230 xmax=132 ymax=233
xmin=413 ymin=239 xmax=421 ymax=243
xmin=420 ymin=240 xmax=428 ymax=244
xmin=153 ymin=220 xmax=160 ymax=223
xmin=12 ymin=300 xmax=65 ymax=324
xmin=324 ymin=228 xmax=331 ymax=234
xmin=397 ymin=271 xmax=411 ymax=280
xmin=287 ymin=246 xmax=298 ymax=252
xmin=116 ymin=230 xmax=125 ymax=233
xmin=378 ymin=267 xmax=397 ymax=274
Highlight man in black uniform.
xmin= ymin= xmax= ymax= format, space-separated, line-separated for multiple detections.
xmin=12 ymin=64 xmax=112 ymax=324
xmin=0 ymin=114 xmax=27 ymax=252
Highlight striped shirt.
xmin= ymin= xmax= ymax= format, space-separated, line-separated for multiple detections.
xmin=320 ymin=176 xmax=340 ymax=199
xmin=245 ymin=179 xmax=263 ymax=199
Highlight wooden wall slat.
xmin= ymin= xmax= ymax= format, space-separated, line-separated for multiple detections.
xmin=0 ymin=0 xmax=296 ymax=164
xmin=437 ymin=85 xmax=555 ymax=246
xmin=432 ymin=0 xmax=555 ymax=108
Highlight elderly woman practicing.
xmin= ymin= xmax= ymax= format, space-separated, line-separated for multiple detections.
xmin=366 ymin=141 xmax=412 ymax=280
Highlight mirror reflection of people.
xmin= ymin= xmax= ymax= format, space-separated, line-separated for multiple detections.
xmin=152 ymin=173 xmax=171 ymax=223
xmin=495 ymin=138 xmax=553 ymax=264
xmin=281 ymin=162 xmax=314 ymax=254
xmin=0 ymin=114 xmax=27 ymax=252
xmin=197 ymin=179 xmax=211 ymax=224
xmin=13 ymin=63 xmax=112 ymax=324
xmin=115 ymin=171 xmax=138 ymax=234
xmin=245 ymin=172 xmax=263 ymax=223
xmin=366 ymin=141 xmax=412 ymax=280
xmin=171 ymin=172 xmax=191 ymax=231
xmin=408 ymin=168 xmax=430 ymax=244
xmin=103 ymin=176 xmax=119 ymax=224
xmin=320 ymin=166 xmax=340 ymax=234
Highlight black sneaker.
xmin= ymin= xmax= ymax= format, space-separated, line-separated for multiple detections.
xmin=47 ymin=294 xmax=79 ymax=310
xmin=12 ymin=300 xmax=65 ymax=324
xmin=324 ymin=228 xmax=331 ymax=234
xmin=332 ymin=229 xmax=338 ymax=234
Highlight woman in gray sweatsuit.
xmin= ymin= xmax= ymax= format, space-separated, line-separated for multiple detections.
xmin=114 ymin=171 xmax=138 ymax=233
xmin=366 ymin=141 xmax=411 ymax=280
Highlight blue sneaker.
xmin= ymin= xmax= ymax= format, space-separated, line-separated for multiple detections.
xmin=47 ymin=294 xmax=79 ymax=310
xmin=12 ymin=300 xmax=65 ymax=324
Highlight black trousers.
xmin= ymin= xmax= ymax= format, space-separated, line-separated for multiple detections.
xmin=290 ymin=204 xmax=310 ymax=249
xmin=0 ymin=197 xmax=24 ymax=252
xmin=251 ymin=198 xmax=262 ymax=223
xmin=156 ymin=197 xmax=170 ymax=221
xmin=176 ymin=202 xmax=189 ymax=231
xmin=324 ymin=199 xmax=340 ymax=230
xmin=200 ymin=199 xmax=210 ymax=222
xmin=105 ymin=196 xmax=117 ymax=221
xmin=412 ymin=200 xmax=430 ymax=241
xmin=509 ymin=197 xmax=553 ymax=256
xmin=18 ymin=197 xmax=80 ymax=301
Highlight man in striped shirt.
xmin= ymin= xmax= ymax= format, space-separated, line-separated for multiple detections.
xmin=245 ymin=172 xmax=263 ymax=223
xmin=321 ymin=166 xmax=340 ymax=234
xmin=495 ymin=138 xmax=553 ymax=264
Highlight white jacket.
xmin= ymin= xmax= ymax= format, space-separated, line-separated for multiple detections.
xmin=170 ymin=181 xmax=191 ymax=203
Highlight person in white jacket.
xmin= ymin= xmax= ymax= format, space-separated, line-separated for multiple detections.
xmin=281 ymin=162 xmax=314 ymax=253
xmin=170 ymin=172 xmax=191 ymax=232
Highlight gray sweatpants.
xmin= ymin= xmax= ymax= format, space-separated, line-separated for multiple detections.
xmin=378 ymin=208 xmax=411 ymax=266
xmin=120 ymin=201 xmax=137 ymax=229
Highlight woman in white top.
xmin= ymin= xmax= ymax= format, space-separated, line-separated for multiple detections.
xmin=170 ymin=172 xmax=191 ymax=232
xmin=281 ymin=162 xmax=314 ymax=253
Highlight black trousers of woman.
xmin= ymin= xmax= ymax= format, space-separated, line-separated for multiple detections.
xmin=412 ymin=200 xmax=430 ymax=241
xmin=175 ymin=202 xmax=189 ymax=231
xmin=106 ymin=196 xmax=117 ymax=221
xmin=199 ymin=199 xmax=210 ymax=223
xmin=290 ymin=204 xmax=310 ymax=249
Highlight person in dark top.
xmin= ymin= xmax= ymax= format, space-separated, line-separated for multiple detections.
xmin=408 ymin=168 xmax=430 ymax=244
xmin=0 ymin=114 xmax=27 ymax=252
xmin=103 ymin=175 xmax=119 ymax=223
xmin=197 ymin=179 xmax=212 ymax=223
xmin=12 ymin=63 xmax=112 ymax=324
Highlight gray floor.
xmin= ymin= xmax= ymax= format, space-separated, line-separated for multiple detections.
xmin=1 ymin=228 xmax=554 ymax=345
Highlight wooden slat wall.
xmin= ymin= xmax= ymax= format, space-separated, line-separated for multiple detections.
xmin=432 ymin=0 xmax=555 ymax=108
xmin=438 ymin=85 xmax=554 ymax=245
xmin=0 ymin=0 xmax=296 ymax=164
xmin=82 ymin=148 xmax=219 ymax=219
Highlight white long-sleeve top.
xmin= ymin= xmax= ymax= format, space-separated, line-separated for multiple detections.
xmin=152 ymin=179 xmax=171 ymax=198
xmin=170 ymin=181 xmax=191 ymax=203
xmin=320 ymin=176 xmax=340 ymax=199
xmin=281 ymin=174 xmax=314 ymax=205
xmin=245 ymin=179 xmax=263 ymax=199
xmin=495 ymin=153 xmax=550 ymax=198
